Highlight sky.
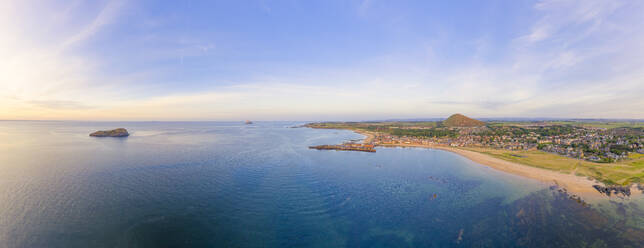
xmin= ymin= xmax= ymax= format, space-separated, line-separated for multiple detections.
xmin=1 ymin=0 xmax=643 ymax=121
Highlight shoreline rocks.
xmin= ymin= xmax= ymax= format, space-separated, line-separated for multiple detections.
xmin=592 ymin=185 xmax=631 ymax=197
xmin=90 ymin=128 xmax=129 ymax=137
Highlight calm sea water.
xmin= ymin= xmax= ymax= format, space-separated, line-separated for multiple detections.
xmin=0 ymin=121 xmax=643 ymax=247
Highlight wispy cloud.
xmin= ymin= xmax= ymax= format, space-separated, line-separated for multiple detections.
xmin=519 ymin=0 xmax=622 ymax=45
xmin=0 ymin=0 xmax=128 ymax=118
xmin=60 ymin=0 xmax=125 ymax=49
xmin=0 ymin=0 xmax=642 ymax=120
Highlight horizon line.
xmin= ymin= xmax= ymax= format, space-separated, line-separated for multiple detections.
xmin=2 ymin=117 xmax=644 ymax=123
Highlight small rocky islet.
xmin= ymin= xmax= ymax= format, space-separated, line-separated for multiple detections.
xmin=89 ymin=128 xmax=129 ymax=137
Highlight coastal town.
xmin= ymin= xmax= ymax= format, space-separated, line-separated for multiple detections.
xmin=369 ymin=125 xmax=643 ymax=163
xmin=307 ymin=114 xmax=644 ymax=163
xmin=307 ymin=114 xmax=644 ymax=188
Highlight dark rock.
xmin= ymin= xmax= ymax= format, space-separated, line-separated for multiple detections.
xmin=90 ymin=128 xmax=129 ymax=137
xmin=592 ymin=184 xmax=631 ymax=197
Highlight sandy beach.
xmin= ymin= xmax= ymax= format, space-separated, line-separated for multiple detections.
xmin=352 ymin=131 xmax=640 ymax=200
xmin=381 ymin=143 xmax=624 ymax=199
xmin=353 ymin=129 xmax=375 ymax=143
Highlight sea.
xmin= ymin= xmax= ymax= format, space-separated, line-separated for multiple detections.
xmin=0 ymin=121 xmax=643 ymax=247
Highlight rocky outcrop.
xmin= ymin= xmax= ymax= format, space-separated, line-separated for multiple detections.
xmin=90 ymin=128 xmax=129 ymax=137
xmin=592 ymin=185 xmax=631 ymax=197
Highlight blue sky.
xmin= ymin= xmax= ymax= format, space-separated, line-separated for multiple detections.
xmin=1 ymin=0 xmax=643 ymax=120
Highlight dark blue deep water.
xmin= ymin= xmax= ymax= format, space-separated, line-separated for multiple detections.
xmin=0 ymin=121 xmax=643 ymax=247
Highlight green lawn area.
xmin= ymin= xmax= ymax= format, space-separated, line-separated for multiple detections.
xmin=486 ymin=121 xmax=644 ymax=129
xmin=629 ymin=153 xmax=644 ymax=159
xmin=546 ymin=121 xmax=644 ymax=129
xmin=461 ymin=147 xmax=644 ymax=185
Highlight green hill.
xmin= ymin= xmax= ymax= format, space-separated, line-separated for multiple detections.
xmin=442 ymin=114 xmax=485 ymax=127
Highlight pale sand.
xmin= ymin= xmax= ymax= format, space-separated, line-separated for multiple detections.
xmin=382 ymin=143 xmax=644 ymax=200
xmin=347 ymin=130 xmax=642 ymax=200
xmin=353 ymin=129 xmax=375 ymax=143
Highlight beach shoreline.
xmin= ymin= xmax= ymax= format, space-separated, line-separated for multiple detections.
xmin=351 ymin=129 xmax=641 ymax=200
xmin=353 ymin=129 xmax=375 ymax=143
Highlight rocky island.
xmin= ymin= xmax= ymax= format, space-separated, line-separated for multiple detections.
xmin=89 ymin=128 xmax=129 ymax=137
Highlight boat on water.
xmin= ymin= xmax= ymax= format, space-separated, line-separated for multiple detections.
xmin=245 ymin=120 xmax=253 ymax=124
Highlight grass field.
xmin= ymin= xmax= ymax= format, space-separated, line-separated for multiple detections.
xmin=546 ymin=121 xmax=644 ymax=129
xmin=461 ymin=147 xmax=644 ymax=185
xmin=487 ymin=121 xmax=644 ymax=129
xmin=630 ymin=153 xmax=644 ymax=159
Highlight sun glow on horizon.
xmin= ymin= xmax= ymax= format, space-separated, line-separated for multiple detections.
xmin=2 ymin=0 xmax=644 ymax=121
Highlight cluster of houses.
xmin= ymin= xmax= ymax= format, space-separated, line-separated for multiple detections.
xmin=371 ymin=133 xmax=538 ymax=150
xmin=369 ymin=125 xmax=643 ymax=163
xmin=532 ymin=128 xmax=642 ymax=162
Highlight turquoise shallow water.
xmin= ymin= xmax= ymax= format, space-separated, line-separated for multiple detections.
xmin=0 ymin=121 xmax=643 ymax=247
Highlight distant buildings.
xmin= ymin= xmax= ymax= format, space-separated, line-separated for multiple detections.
xmin=369 ymin=125 xmax=642 ymax=162
xmin=307 ymin=121 xmax=643 ymax=163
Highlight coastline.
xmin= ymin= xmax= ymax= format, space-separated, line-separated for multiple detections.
xmin=353 ymin=129 xmax=375 ymax=143
xmin=351 ymin=130 xmax=641 ymax=200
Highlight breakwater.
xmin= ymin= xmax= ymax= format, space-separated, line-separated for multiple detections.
xmin=309 ymin=144 xmax=376 ymax=152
